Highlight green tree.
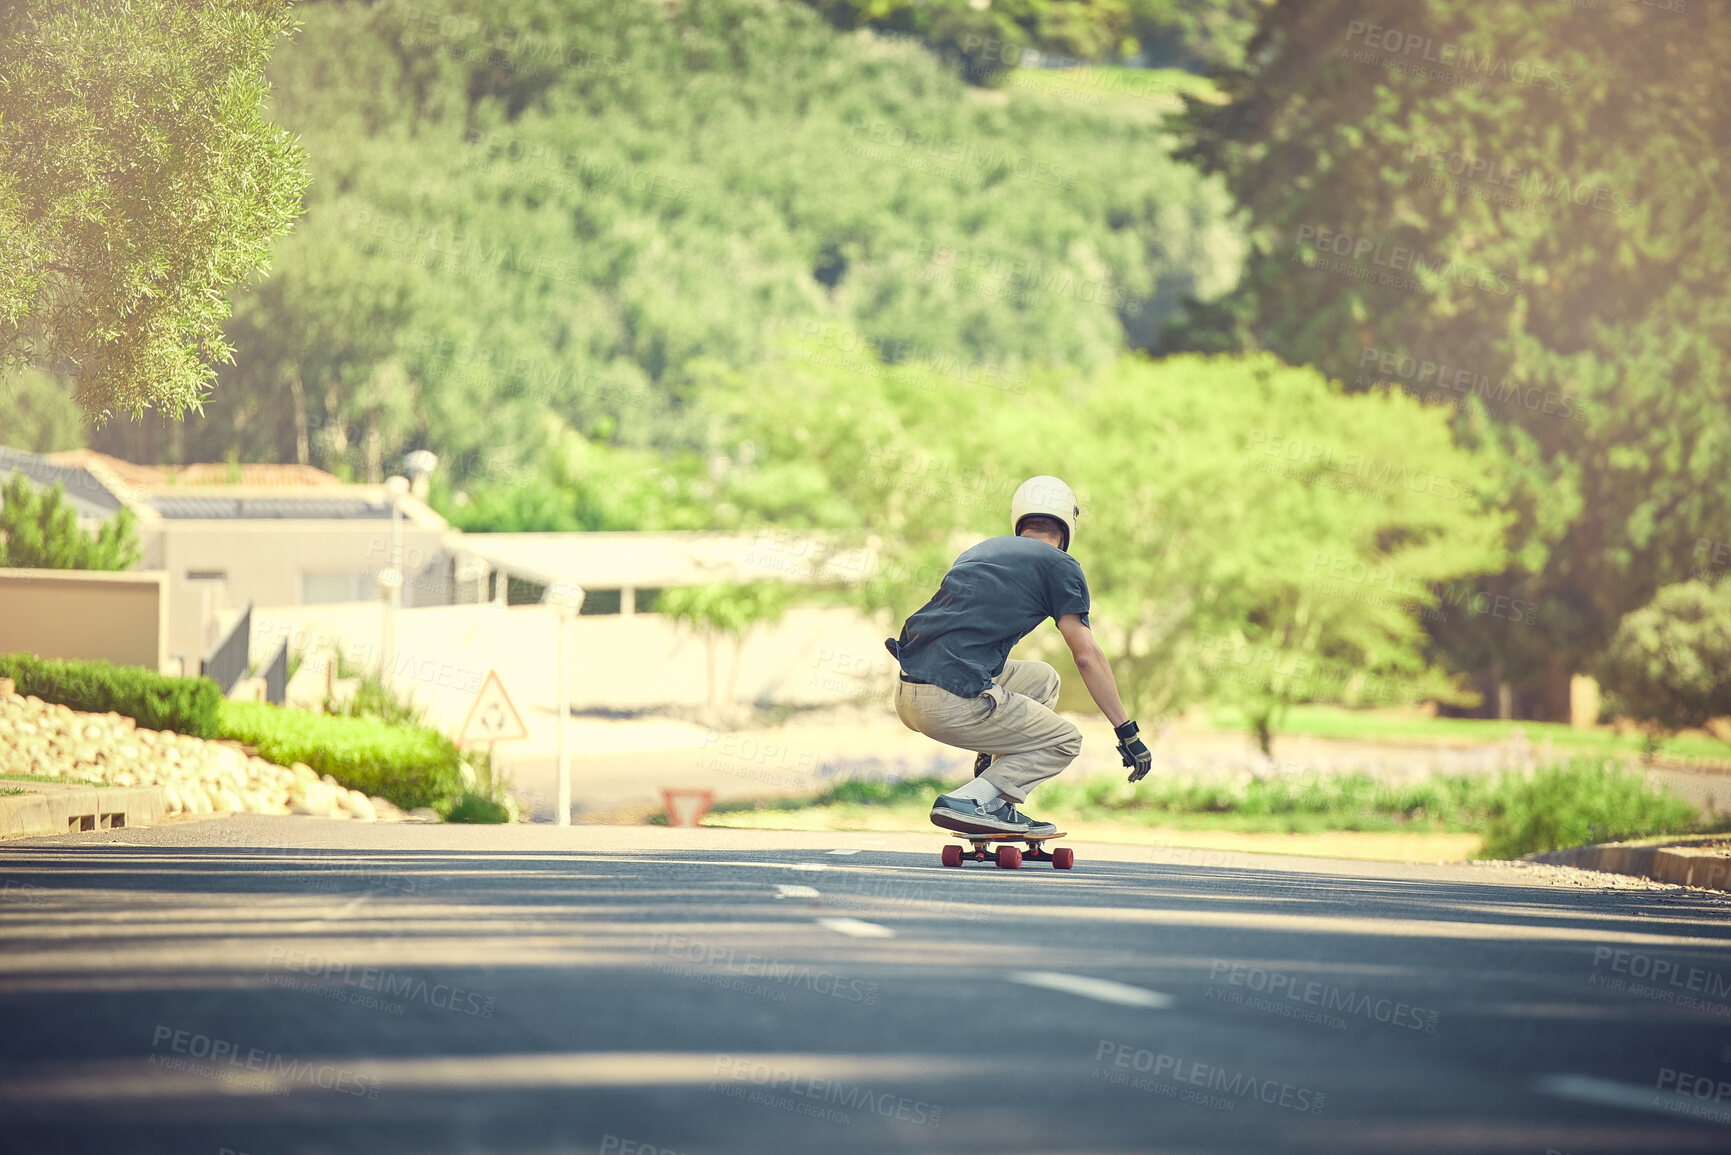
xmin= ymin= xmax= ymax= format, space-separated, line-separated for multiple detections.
xmin=657 ymin=581 xmax=796 ymax=718
xmin=0 ymin=368 xmax=85 ymax=452
xmin=0 ymin=474 xmax=140 ymax=570
xmin=1175 ymin=0 xmax=1731 ymax=718
xmin=109 ymin=0 xmax=1241 ymax=489
xmin=713 ymin=342 xmax=1507 ymax=750
xmin=1598 ymin=581 xmax=1731 ymax=754
xmin=0 ymin=0 xmax=309 ymax=421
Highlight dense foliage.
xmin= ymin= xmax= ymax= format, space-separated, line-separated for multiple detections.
xmin=217 ymin=699 xmax=467 ymax=812
xmin=1176 ymin=0 xmax=1731 ymax=717
xmin=0 ymin=0 xmax=308 ymax=419
xmin=0 ymin=475 xmax=141 ymax=571
xmin=705 ymin=345 xmax=1507 ymax=727
xmin=1598 ymin=581 xmax=1731 ymax=745
xmin=88 ymin=0 xmax=1241 ymax=494
xmin=0 ymin=653 xmax=223 ymax=738
xmin=799 ymin=0 xmax=1265 ymax=80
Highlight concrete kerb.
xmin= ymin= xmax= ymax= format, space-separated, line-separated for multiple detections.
xmin=0 ymin=783 xmax=167 ymax=839
xmin=1532 ymin=839 xmax=1731 ymax=893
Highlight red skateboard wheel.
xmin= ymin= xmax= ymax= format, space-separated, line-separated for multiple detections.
xmin=941 ymin=844 xmax=963 ymax=868
xmin=1052 ymin=847 xmax=1075 ymax=870
xmin=996 ymin=845 xmax=1022 ymax=869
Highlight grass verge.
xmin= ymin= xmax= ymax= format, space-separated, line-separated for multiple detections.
xmin=706 ymin=758 xmax=1723 ymax=859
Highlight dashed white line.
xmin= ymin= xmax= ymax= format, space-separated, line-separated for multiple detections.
xmin=1009 ymin=971 xmax=1173 ymax=1008
xmin=775 ymin=885 xmax=821 ymax=899
xmin=827 ymin=849 xmax=860 ymax=855
xmin=1534 ymin=1073 xmax=1698 ymax=1120
xmin=815 ymin=917 xmax=896 ymax=939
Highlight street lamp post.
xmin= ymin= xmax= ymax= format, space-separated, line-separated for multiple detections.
xmin=380 ymin=475 xmax=409 ymax=688
xmin=541 ymin=581 xmax=585 ymax=826
xmin=380 ymin=453 xmax=437 ymax=690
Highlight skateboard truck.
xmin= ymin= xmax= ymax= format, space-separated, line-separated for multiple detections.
xmin=940 ymin=832 xmax=1074 ymax=870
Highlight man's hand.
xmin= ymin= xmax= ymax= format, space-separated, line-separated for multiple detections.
xmin=1115 ymin=720 xmax=1152 ymax=783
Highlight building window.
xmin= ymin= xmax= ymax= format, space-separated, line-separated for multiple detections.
xmin=301 ymin=571 xmax=366 ymax=605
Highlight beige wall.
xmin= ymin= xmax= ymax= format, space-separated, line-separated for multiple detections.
xmin=249 ymin=601 xmax=895 ymax=730
xmin=144 ymin=520 xmax=452 ymax=667
xmin=0 ymin=569 xmax=169 ymax=672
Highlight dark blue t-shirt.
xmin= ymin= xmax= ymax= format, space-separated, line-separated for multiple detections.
xmin=885 ymin=535 xmax=1091 ymax=698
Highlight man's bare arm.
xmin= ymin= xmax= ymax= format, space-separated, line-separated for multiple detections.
xmin=1057 ymin=613 xmax=1129 ymax=728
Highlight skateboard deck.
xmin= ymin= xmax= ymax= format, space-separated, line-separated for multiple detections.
xmin=937 ymin=828 xmax=1074 ymax=870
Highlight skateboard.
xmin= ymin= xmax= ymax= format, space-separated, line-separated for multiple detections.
xmin=939 ymin=830 xmax=1074 ymax=870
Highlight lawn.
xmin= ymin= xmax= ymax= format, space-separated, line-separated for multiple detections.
xmin=1205 ymin=704 xmax=1731 ymax=765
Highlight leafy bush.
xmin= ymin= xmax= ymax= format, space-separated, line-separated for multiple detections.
xmin=1598 ymin=581 xmax=1731 ymax=746
xmin=444 ymin=791 xmax=511 ymax=824
xmin=1477 ymin=759 xmax=1703 ymax=860
xmin=216 ymin=700 xmax=465 ymax=813
xmin=0 ymin=652 xmax=221 ymax=737
xmin=0 ymin=475 xmax=141 ymax=570
xmin=325 ymin=669 xmax=428 ymax=728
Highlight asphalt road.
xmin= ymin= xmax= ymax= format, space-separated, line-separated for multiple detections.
xmin=2 ymin=817 xmax=1730 ymax=1155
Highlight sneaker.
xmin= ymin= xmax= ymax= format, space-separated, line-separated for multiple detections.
xmin=930 ymin=793 xmax=1030 ymax=835
xmin=1000 ymin=804 xmax=1057 ymax=837
xmin=971 ymin=752 xmax=993 ymax=778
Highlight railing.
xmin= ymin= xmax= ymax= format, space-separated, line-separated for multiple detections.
xmin=199 ymin=601 xmax=252 ymax=695
xmin=261 ymin=638 xmax=289 ymax=705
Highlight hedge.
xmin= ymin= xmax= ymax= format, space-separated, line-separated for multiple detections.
xmin=216 ymin=699 xmax=465 ymax=813
xmin=0 ymin=652 xmax=222 ymax=738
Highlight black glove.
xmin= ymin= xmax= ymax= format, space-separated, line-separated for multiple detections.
xmin=1116 ymin=720 xmax=1152 ymax=783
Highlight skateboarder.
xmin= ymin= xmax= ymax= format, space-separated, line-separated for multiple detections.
xmin=885 ymin=475 xmax=1154 ymax=837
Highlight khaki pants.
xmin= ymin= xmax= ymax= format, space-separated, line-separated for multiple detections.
xmin=893 ymin=659 xmax=1082 ymax=803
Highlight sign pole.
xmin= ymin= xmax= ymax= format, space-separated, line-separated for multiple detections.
xmin=555 ymin=608 xmax=570 ymax=827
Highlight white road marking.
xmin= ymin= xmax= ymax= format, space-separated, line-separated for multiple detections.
xmin=775 ymin=885 xmax=820 ymax=899
xmin=816 ymin=917 xmax=895 ymax=938
xmin=827 ymin=849 xmax=860 ymax=855
xmin=1009 ymin=971 xmax=1173 ymax=1008
xmin=1534 ymin=1073 xmax=1694 ymax=1119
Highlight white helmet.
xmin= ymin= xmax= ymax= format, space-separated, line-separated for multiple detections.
xmin=1010 ymin=475 xmax=1079 ymax=552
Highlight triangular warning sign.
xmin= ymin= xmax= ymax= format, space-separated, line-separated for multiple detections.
xmin=457 ymin=670 xmax=529 ymax=745
xmin=661 ymin=788 xmax=715 ymax=828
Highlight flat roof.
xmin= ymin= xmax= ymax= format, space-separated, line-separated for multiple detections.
xmin=448 ymin=531 xmax=876 ymax=588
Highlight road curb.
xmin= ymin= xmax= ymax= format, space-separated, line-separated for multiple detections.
xmin=1531 ymin=842 xmax=1731 ymax=892
xmin=0 ymin=785 xmax=167 ymax=839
